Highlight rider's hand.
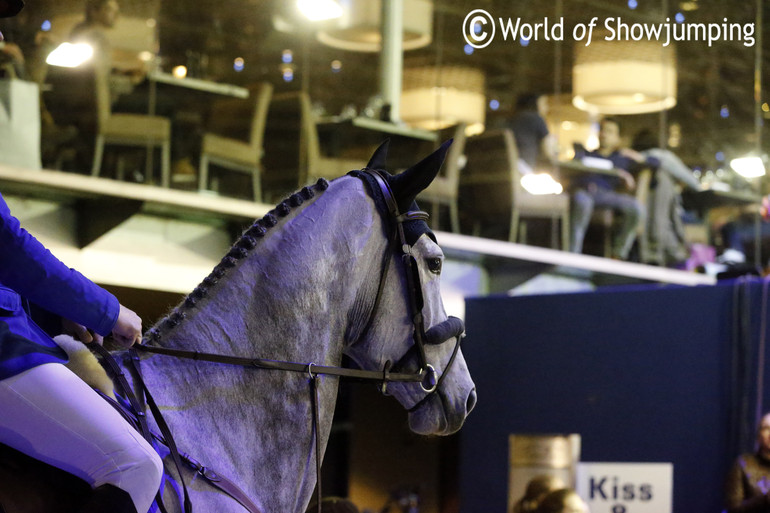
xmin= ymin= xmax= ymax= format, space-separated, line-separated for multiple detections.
xmin=62 ymin=318 xmax=103 ymax=345
xmin=111 ymin=304 xmax=142 ymax=348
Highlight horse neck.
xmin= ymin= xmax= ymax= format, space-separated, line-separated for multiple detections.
xmin=162 ymin=178 xmax=385 ymax=361
xmin=142 ymin=178 xmax=387 ymax=513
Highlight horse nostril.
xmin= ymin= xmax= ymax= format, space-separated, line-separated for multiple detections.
xmin=466 ymin=388 xmax=477 ymax=413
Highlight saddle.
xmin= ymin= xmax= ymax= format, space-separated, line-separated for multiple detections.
xmin=0 ymin=443 xmax=91 ymax=513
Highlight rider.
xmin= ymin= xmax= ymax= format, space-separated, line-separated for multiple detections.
xmin=0 ymin=6 xmax=162 ymax=513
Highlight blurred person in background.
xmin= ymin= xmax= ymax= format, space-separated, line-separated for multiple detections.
xmin=70 ymin=0 xmax=145 ymax=88
xmin=506 ymin=92 xmax=558 ymax=176
xmin=631 ymin=128 xmax=701 ymax=266
xmin=570 ymin=117 xmax=656 ymax=260
xmin=512 ymin=474 xmax=565 ymax=513
xmin=535 ymin=488 xmax=589 ymax=513
xmin=725 ymin=412 xmax=770 ymax=512
xmin=67 ymin=0 xmax=198 ymax=178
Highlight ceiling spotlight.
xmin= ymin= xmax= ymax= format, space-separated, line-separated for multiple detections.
xmin=730 ymin=156 xmax=766 ymax=178
xmin=45 ymin=42 xmax=93 ymax=68
xmin=297 ymin=0 xmax=343 ymax=22
xmin=520 ymin=173 xmax=564 ymax=195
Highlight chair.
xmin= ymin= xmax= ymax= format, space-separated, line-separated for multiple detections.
xmin=417 ymin=123 xmax=466 ymax=233
xmin=594 ymin=209 xmax=614 ymax=257
xmin=90 ymin=65 xmax=171 ymax=186
xmin=298 ymin=92 xmax=366 ymax=186
xmin=198 ymin=82 xmax=273 ymax=202
xmin=262 ymin=92 xmax=365 ymax=202
xmin=461 ymin=129 xmax=570 ymax=248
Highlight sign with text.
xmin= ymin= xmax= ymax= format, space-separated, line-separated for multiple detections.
xmin=576 ymin=462 xmax=673 ymax=513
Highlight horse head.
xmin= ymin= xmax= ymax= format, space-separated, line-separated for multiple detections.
xmin=346 ymin=140 xmax=477 ymax=436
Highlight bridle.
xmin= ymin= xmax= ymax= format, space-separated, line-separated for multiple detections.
xmin=353 ymin=168 xmax=465 ymax=404
xmin=124 ymin=169 xmax=465 ymax=513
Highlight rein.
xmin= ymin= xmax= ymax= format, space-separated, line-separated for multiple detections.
xmin=134 ymin=344 xmax=424 ymax=385
xmin=123 ymin=169 xmax=464 ymax=513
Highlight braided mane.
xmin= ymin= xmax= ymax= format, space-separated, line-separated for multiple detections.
xmin=143 ymin=179 xmax=330 ymax=343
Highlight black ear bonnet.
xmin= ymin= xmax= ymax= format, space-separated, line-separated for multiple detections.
xmin=349 ymin=169 xmax=436 ymax=246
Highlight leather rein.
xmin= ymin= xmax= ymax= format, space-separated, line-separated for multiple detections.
xmin=114 ymin=169 xmax=464 ymax=513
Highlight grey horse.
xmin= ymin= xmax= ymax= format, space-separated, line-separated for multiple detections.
xmin=0 ymin=141 xmax=477 ymax=513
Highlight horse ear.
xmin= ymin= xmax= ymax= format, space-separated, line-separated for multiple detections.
xmin=390 ymin=138 xmax=452 ymax=212
xmin=366 ymin=139 xmax=390 ymax=170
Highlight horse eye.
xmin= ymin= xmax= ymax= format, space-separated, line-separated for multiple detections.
xmin=427 ymin=257 xmax=442 ymax=274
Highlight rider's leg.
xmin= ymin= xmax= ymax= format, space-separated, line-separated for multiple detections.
xmin=0 ymin=363 xmax=163 ymax=513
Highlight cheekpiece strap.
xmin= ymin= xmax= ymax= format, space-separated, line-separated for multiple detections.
xmin=363 ymin=168 xmax=400 ymax=218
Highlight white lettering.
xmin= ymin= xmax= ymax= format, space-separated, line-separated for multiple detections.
xmin=603 ymin=17 xmax=616 ymax=40
xmin=498 ymin=17 xmax=521 ymax=41
xmin=573 ymin=23 xmax=587 ymax=41
xmin=470 ymin=15 xmax=489 ymax=42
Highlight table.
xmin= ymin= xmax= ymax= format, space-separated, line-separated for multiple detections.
xmin=147 ymin=70 xmax=249 ymax=117
xmin=142 ymin=71 xmax=251 ymax=183
xmin=317 ymin=115 xmax=438 ymax=142
xmin=681 ymin=187 xmax=760 ymax=215
xmin=556 ymin=159 xmax=624 ymax=179
xmin=316 ymin=116 xmax=438 ymax=168
xmin=682 ymin=187 xmax=762 ymax=262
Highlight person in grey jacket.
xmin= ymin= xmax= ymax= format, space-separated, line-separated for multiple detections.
xmin=632 ymin=129 xmax=701 ymax=265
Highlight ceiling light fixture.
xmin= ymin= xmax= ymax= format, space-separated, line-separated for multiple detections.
xmin=317 ymin=0 xmax=432 ymax=52
xmin=45 ymin=42 xmax=93 ymax=68
xmin=297 ymin=0 xmax=343 ymax=22
xmin=520 ymin=173 xmax=564 ymax=195
xmin=730 ymin=156 xmax=766 ymax=178
xmin=573 ymin=37 xmax=677 ymax=114
xmin=400 ymin=65 xmax=486 ymax=135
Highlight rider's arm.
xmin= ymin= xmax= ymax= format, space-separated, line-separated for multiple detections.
xmin=0 ymin=192 xmax=119 ymax=336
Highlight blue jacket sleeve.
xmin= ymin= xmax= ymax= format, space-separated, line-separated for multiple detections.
xmin=0 ymin=193 xmax=119 ymax=335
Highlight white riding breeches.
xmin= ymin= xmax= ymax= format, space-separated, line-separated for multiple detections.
xmin=0 ymin=363 xmax=163 ymax=513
